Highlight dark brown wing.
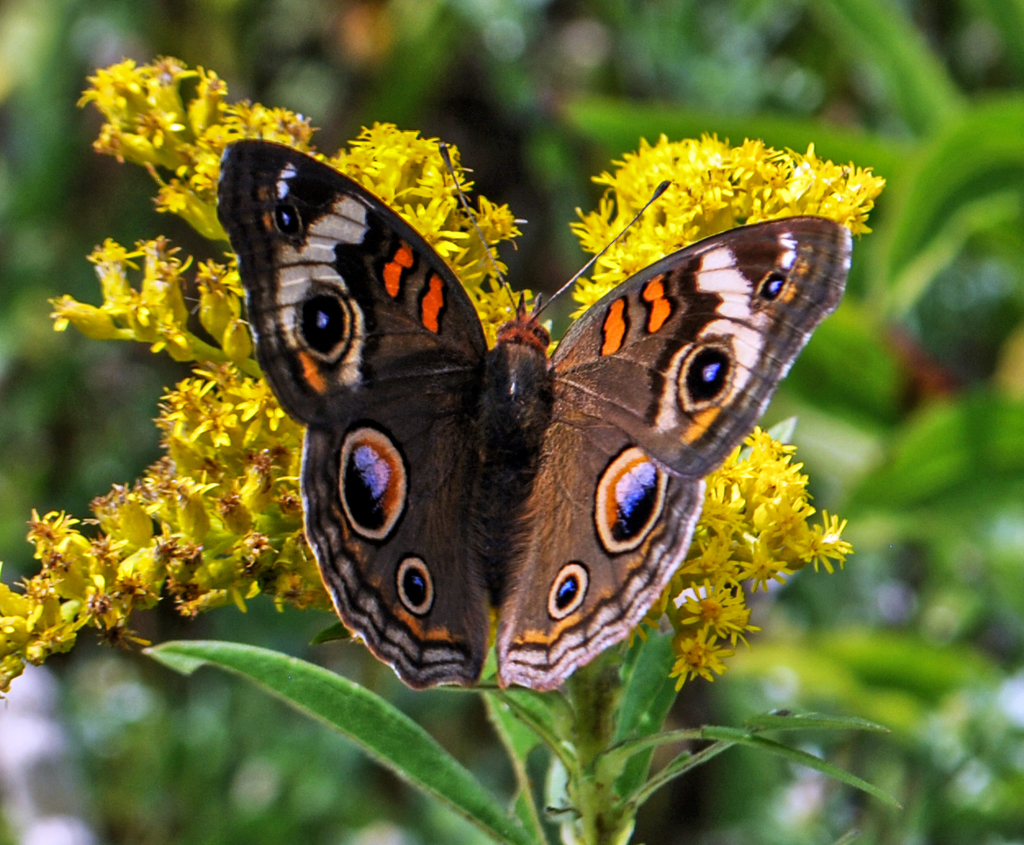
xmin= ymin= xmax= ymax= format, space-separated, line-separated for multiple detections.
xmin=218 ymin=141 xmax=491 ymax=686
xmin=497 ymin=218 xmax=851 ymax=689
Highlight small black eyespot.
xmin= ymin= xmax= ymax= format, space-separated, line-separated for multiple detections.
xmin=301 ymin=295 xmax=348 ymax=355
xmin=397 ymin=557 xmax=433 ymax=615
xmin=759 ymin=271 xmax=786 ymax=301
xmin=403 ymin=568 xmax=427 ymax=605
xmin=547 ymin=562 xmax=589 ymax=620
xmin=275 ymin=202 xmax=301 ymax=235
xmin=685 ymin=347 xmax=730 ymax=402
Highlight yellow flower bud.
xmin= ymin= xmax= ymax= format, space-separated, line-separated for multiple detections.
xmin=199 ymin=287 xmax=233 ymax=340
xmin=0 ymin=654 xmax=26 ymax=693
xmin=187 ymin=72 xmax=225 ymax=136
xmin=119 ymin=499 xmax=154 ymax=547
xmin=163 ymin=331 xmax=195 ymax=361
xmin=222 ymin=319 xmax=253 ymax=363
xmin=0 ymin=582 xmax=32 ymax=618
xmin=176 ymin=490 xmax=211 ymax=542
xmin=118 ymin=547 xmax=161 ymax=586
xmin=218 ymin=494 xmax=252 ymax=536
xmin=50 ymin=297 xmax=122 ymax=340
xmin=239 ymin=458 xmax=273 ymax=514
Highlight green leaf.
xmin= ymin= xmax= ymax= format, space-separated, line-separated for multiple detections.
xmin=878 ymin=97 xmax=1024 ymax=305
xmin=615 ymin=633 xmax=677 ymax=742
xmin=849 ymin=391 xmax=1024 ymax=513
xmin=630 ymin=723 xmax=899 ymax=811
xmin=742 ymin=711 xmax=889 ymax=734
xmin=492 ymin=687 xmax=576 ymax=770
xmin=810 ymin=0 xmax=963 ymax=134
xmin=630 ymin=738 xmax=736 ymax=809
xmin=309 ymin=622 xmax=351 ymax=644
xmin=484 ymin=695 xmax=548 ymax=844
xmin=147 ymin=641 xmax=538 ymax=845
xmin=612 ymin=633 xmax=678 ymax=798
xmin=699 ymin=728 xmax=901 ymax=808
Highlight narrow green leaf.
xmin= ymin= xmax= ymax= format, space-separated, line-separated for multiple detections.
xmin=147 ymin=641 xmax=537 ymax=845
xmin=309 ymin=622 xmax=351 ymax=644
xmin=615 ymin=633 xmax=677 ymax=742
xmin=742 ymin=711 xmax=889 ymax=734
xmin=612 ymin=633 xmax=678 ymax=798
xmin=699 ymin=728 xmax=901 ymax=808
xmin=810 ymin=0 xmax=963 ymax=133
xmin=879 ymin=96 xmax=1024 ymax=301
xmin=484 ymin=695 xmax=548 ymax=844
xmin=492 ymin=687 xmax=576 ymax=771
xmin=633 ymin=727 xmax=898 ymax=810
xmin=631 ymin=739 xmax=737 ymax=809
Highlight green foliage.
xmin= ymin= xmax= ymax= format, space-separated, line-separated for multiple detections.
xmin=149 ymin=638 xmax=893 ymax=845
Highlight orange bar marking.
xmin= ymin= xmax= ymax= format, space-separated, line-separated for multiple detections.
xmin=682 ymin=407 xmax=720 ymax=443
xmin=643 ymin=276 xmax=671 ymax=333
xmin=601 ymin=299 xmax=627 ymax=356
xmin=383 ymin=243 xmax=414 ymax=298
xmin=421 ymin=274 xmax=446 ymax=333
xmin=298 ymin=351 xmax=327 ymax=394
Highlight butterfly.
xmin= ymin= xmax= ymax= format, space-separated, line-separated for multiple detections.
xmin=216 ymin=140 xmax=851 ymax=690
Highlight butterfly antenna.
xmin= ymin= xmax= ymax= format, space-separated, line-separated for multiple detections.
xmin=534 ymin=180 xmax=671 ymax=320
xmin=438 ymin=142 xmax=517 ymax=311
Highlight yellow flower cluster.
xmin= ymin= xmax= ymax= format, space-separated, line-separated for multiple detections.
xmin=569 ymin=135 xmax=884 ymax=316
xmin=639 ymin=429 xmax=852 ymax=687
xmin=0 ymin=57 xmax=873 ymax=694
xmin=76 ymin=57 xmax=523 ymax=344
xmin=0 ymin=360 xmax=328 ymax=691
xmin=52 ymin=239 xmax=258 ymax=371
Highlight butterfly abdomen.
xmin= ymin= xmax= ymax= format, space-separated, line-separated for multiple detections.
xmin=473 ymin=324 xmax=554 ymax=606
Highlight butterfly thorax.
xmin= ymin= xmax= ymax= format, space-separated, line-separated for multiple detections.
xmin=473 ymin=315 xmax=553 ymax=605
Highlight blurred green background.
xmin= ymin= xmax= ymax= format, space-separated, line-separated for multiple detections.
xmin=2 ymin=0 xmax=1024 ymax=843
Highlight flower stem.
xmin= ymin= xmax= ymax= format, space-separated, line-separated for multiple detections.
xmin=561 ymin=647 xmax=635 ymax=845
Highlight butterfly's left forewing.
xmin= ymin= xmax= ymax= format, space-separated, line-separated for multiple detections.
xmin=552 ymin=218 xmax=851 ymax=476
xmin=497 ymin=218 xmax=850 ymax=689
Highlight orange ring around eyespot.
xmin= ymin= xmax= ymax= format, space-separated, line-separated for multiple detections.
xmin=593 ymin=446 xmax=667 ymax=555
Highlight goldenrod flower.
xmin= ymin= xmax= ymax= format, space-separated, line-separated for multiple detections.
xmin=640 ymin=430 xmax=854 ymax=688
xmin=569 ymin=135 xmax=883 ymax=316
xmin=0 ymin=57 xmax=875 ymax=693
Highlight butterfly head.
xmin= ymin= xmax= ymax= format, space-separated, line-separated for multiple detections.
xmin=494 ymin=294 xmax=550 ymax=356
